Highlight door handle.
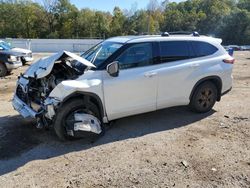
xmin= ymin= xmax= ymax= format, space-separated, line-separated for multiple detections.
xmin=190 ymin=63 xmax=200 ymax=68
xmin=144 ymin=72 xmax=157 ymax=78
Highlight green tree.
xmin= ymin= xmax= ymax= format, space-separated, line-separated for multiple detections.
xmin=54 ymin=0 xmax=79 ymax=38
xmin=41 ymin=0 xmax=59 ymax=38
xmin=110 ymin=7 xmax=125 ymax=36
xmin=78 ymin=8 xmax=98 ymax=38
xmin=147 ymin=0 xmax=164 ymax=34
xmin=163 ymin=1 xmax=206 ymax=32
xmin=197 ymin=0 xmax=236 ymax=34
xmin=218 ymin=9 xmax=250 ymax=44
xmin=20 ymin=2 xmax=44 ymax=38
xmin=0 ymin=0 xmax=249 ymax=44
xmin=238 ymin=0 xmax=250 ymax=11
xmin=93 ymin=11 xmax=111 ymax=38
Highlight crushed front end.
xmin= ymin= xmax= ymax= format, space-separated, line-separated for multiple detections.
xmin=12 ymin=51 xmax=96 ymax=129
xmin=13 ymin=75 xmax=60 ymax=128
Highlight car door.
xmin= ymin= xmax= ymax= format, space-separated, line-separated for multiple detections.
xmin=156 ymin=40 xmax=198 ymax=109
xmin=103 ymin=42 xmax=158 ymax=120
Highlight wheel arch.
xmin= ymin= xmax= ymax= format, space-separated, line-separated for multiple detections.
xmin=60 ymin=91 xmax=105 ymax=120
xmin=189 ymin=76 xmax=222 ymax=102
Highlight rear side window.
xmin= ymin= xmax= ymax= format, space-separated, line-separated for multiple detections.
xmin=160 ymin=41 xmax=190 ymax=63
xmin=191 ymin=41 xmax=218 ymax=57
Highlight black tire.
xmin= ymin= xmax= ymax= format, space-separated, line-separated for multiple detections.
xmin=0 ymin=63 xmax=7 ymax=77
xmin=21 ymin=57 xmax=27 ymax=65
xmin=53 ymin=99 xmax=104 ymax=141
xmin=189 ymin=81 xmax=218 ymax=113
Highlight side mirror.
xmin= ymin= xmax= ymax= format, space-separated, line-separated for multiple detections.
xmin=107 ymin=61 xmax=119 ymax=77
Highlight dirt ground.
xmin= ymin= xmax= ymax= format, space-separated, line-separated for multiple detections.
xmin=0 ymin=52 xmax=249 ymax=188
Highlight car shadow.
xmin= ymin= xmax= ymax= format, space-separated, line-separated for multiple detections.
xmin=0 ymin=106 xmax=215 ymax=176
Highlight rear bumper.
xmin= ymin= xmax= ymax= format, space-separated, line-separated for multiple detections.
xmin=5 ymin=61 xmax=22 ymax=70
xmin=12 ymin=95 xmax=40 ymax=118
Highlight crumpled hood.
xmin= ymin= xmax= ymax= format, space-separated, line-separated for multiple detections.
xmin=11 ymin=47 xmax=32 ymax=54
xmin=24 ymin=51 xmax=95 ymax=79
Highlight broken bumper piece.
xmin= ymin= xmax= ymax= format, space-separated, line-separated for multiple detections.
xmin=12 ymin=95 xmax=41 ymax=118
xmin=74 ymin=113 xmax=102 ymax=134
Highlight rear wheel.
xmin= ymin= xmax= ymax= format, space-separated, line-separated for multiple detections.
xmin=189 ymin=81 xmax=218 ymax=113
xmin=53 ymin=99 xmax=104 ymax=141
xmin=0 ymin=63 xmax=7 ymax=77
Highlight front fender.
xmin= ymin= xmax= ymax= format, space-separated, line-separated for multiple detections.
xmin=47 ymin=78 xmax=107 ymax=122
xmin=49 ymin=79 xmax=103 ymax=102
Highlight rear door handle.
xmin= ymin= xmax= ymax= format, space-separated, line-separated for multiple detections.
xmin=144 ymin=72 xmax=157 ymax=78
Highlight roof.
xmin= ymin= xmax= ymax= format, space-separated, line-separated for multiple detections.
xmin=105 ymin=36 xmax=152 ymax=43
xmin=106 ymin=35 xmax=222 ymax=44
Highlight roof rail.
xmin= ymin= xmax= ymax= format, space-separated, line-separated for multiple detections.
xmin=162 ymin=31 xmax=200 ymax=37
xmin=169 ymin=31 xmax=191 ymax=35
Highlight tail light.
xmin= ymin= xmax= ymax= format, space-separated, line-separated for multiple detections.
xmin=223 ymin=57 xmax=235 ymax=64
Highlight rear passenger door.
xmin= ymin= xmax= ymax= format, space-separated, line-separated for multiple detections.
xmin=156 ymin=40 xmax=198 ymax=109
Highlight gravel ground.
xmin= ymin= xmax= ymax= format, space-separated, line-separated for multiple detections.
xmin=0 ymin=52 xmax=249 ymax=188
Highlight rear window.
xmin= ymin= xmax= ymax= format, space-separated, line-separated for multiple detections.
xmin=191 ymin=41 xmax=218 ymax=57
xmin=160 ymin=41 xmax=189 ymax=63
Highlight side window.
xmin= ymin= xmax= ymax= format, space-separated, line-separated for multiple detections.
xmin=160 ymin=41 xmax=190 ymax=63
xmin=191 ymin=41 xmax=218 ymax=57
xmin=116 ymin=43 xmax=153 ymax=70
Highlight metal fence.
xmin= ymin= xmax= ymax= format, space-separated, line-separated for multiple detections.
xmin=1 ymin=38 xmax=103 ymax=53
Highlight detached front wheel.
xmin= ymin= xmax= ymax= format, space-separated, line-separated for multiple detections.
xmin=54 ymin=99 xmax=104 ymax=141
xmin=189 ymin=81 xmax=218 ymax=113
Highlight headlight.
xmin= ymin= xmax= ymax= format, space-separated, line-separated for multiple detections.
xmin=8 ymin=55 xmax=18 ymax=62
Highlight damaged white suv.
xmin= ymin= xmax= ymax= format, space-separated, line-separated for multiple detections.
xmin=13 ymin=33 xmax=234 ymax=140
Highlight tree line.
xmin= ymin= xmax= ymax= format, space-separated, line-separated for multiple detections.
xmin=0 ymin=0 xmax=249 ymax=45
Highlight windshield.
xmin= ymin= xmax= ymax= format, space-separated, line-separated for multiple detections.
xmin=0 ymin=41 xmax=11 ymax=50
xmin=82 ymin=41 xmax=123 ymax=67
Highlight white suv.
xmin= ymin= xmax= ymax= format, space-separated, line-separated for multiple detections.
xmin=13 ymin=33 xmax=234 ymax=140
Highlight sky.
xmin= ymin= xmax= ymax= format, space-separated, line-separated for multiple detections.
xmin=69 ymin=0 xmax=184 ymax=12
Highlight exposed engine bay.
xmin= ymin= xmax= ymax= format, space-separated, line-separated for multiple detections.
xmin=27 ymin=62 xmax=81 ymax=111
xmin=16 ymin=58 xmax=87 ymax=112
